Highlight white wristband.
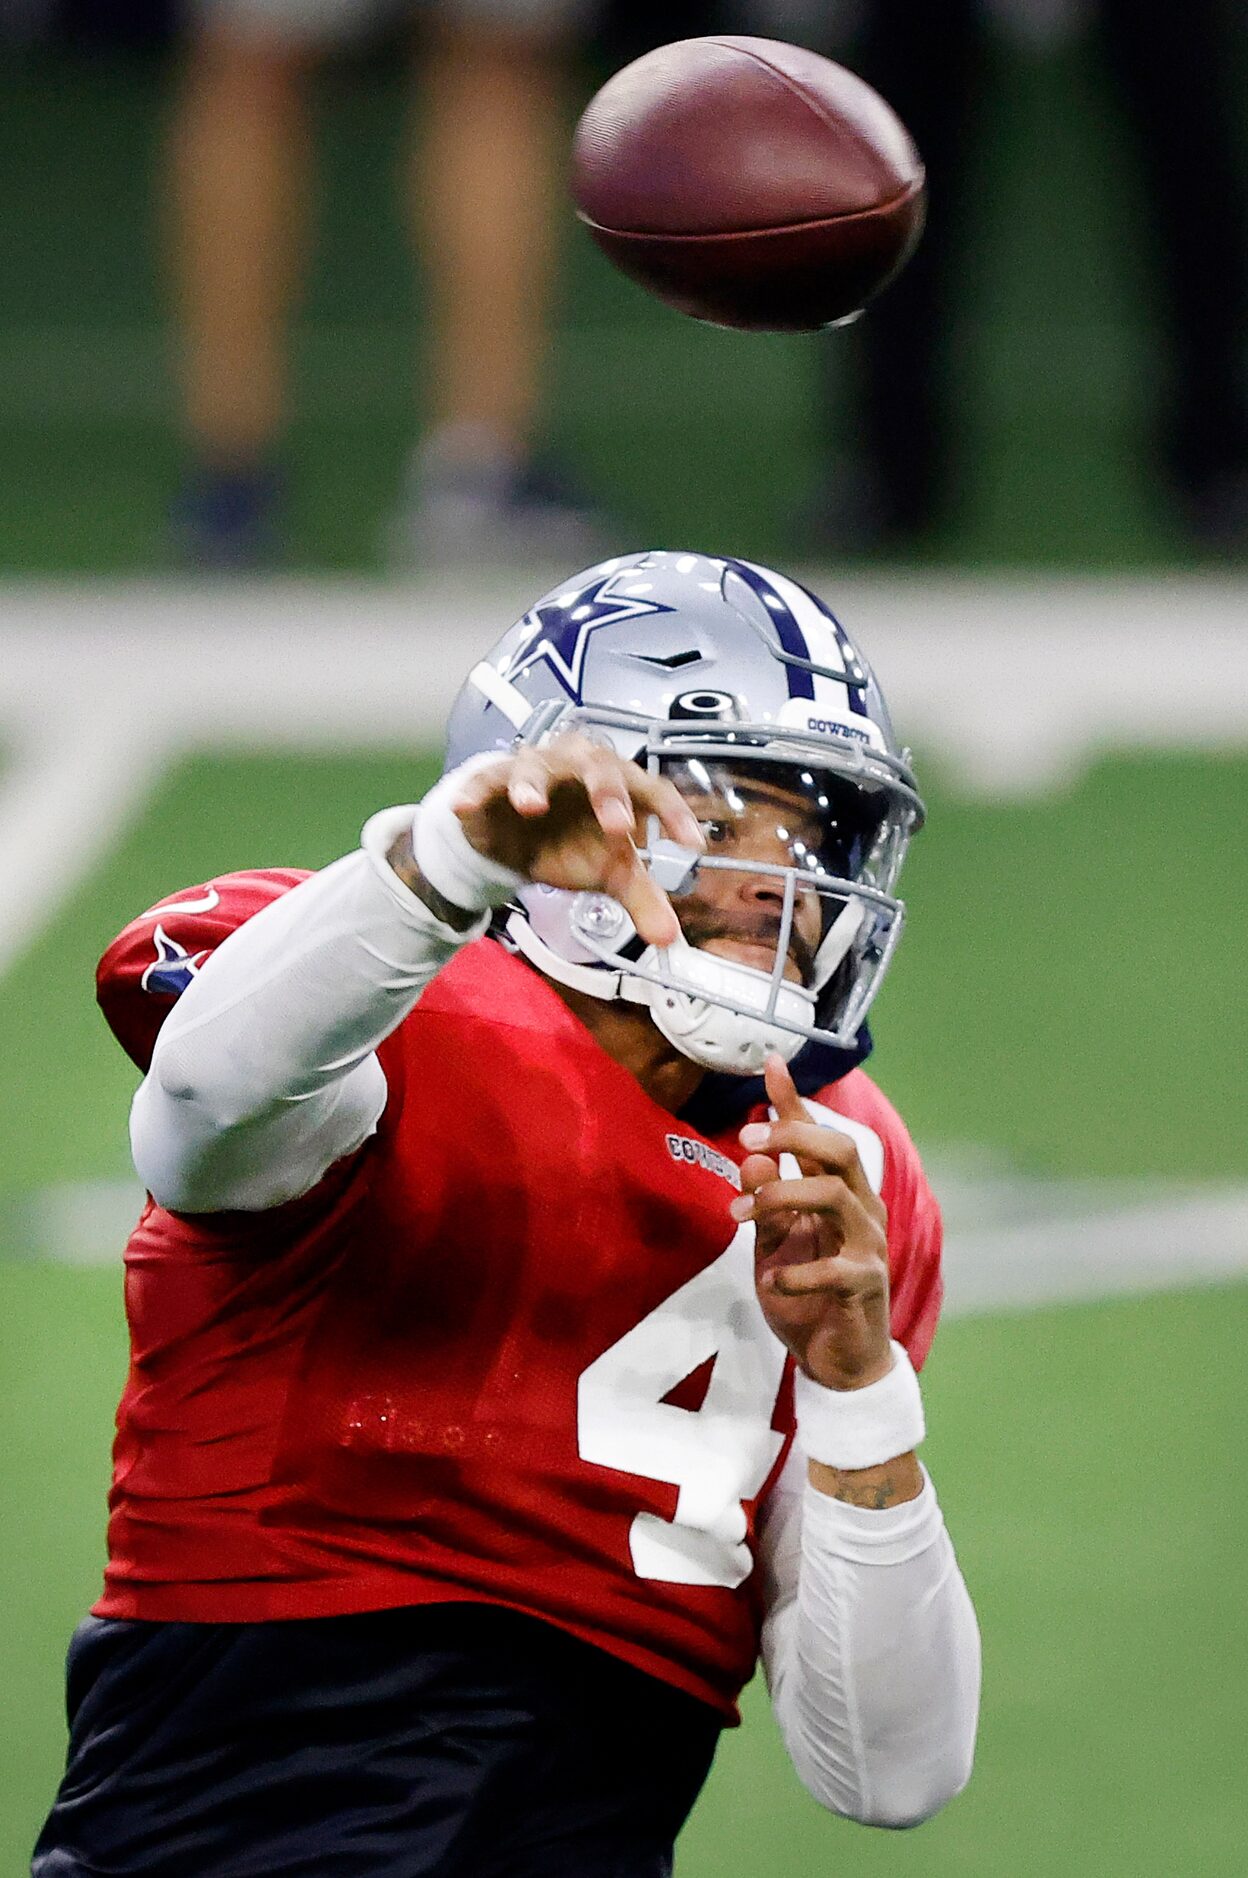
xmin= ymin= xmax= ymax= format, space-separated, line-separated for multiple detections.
xmin=413 ymin=757 xmax=528 ymax=915
xmin=794 ymin=1341 xmax=925 ymax=1470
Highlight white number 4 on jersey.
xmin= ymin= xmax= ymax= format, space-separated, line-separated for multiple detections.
xmin=577 ymin=1225 xmax=787 ymax=1590
xmin=577 ymin=1103 xmax=884 ymax=1590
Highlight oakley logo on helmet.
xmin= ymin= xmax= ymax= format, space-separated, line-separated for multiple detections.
xmin=670 ymin=690 xmax=738 ymax=720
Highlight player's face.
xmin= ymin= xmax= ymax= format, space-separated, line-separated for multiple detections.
xmin=664 ymin=761 xmax=855 ymax=986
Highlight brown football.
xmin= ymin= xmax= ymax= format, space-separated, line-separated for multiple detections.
xmin=571 ymin=36 xmax=925 ymax=332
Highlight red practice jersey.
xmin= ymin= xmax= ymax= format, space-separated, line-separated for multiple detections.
xmin=95 ymin=871 xmax=944 ymax=1719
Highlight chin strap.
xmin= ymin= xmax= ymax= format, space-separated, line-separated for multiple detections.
xmin=505 ymin=909 xmax=811 ymax=1075
xmin=641 ymin=933 xmax=812 ymax=1073
xmin=811 ymin=899 xmax=866 ymax=992
xmin=505 ymin=909 xmax=623 ymax=1001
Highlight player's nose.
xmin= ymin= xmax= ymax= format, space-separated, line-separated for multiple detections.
xmin=737 ymin=869 xmax=785 ymax=908
xmin=734 ymin=867 xmax=819 ymax=944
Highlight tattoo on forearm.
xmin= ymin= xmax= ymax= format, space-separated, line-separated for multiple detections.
xmin=387 ymin=832 xmax=479 ymax=932
xmin=829 ymin=1470 xmax=907 ymax=1510
xmin=808 ymin=1452 xmax=923 ymax=1509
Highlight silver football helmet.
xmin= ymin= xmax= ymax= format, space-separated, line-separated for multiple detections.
xmin=444 ymin=550 xmax=924 ymax=1076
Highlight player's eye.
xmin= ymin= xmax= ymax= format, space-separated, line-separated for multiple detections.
xmin=699 ymin=819 xmax=733 ymax=845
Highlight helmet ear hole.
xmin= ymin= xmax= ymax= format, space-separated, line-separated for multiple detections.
xmin=518 ymin=883 xmax=628 ymax=967
xmin=568 ymin=892 xmax=633 ymax=949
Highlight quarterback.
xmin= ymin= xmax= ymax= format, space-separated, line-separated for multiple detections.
xmin=35 ymin=551 xmax=980 ymax=1876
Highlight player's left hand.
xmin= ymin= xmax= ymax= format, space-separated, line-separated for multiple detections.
xmin=732 ymin=1055 xmax=893 ymax=1391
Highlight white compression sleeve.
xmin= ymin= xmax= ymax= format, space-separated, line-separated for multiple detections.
xmin=130 ymin=806 xmax=489 ymax=1213
xmin=758 ymin=1447 xmax=981 ymax=1829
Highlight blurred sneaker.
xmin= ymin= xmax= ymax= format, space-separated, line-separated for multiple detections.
xmin=170 ymin=464 xmax=282 ymax=571
xmin=387 ymin=425 xmax=612 ymax=571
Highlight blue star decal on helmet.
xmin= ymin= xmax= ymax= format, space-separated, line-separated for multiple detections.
xmin=498 ymin=570 xmax=675 ymax=702
xmin=140 ymin=924 xmax=210 ymax=998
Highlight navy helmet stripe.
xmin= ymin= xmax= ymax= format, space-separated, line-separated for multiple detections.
xmin=726 ymin=559 xmax=873 ymax=716
xmin=809 ymin=594 xmax=870 ymax=718
xmin=724 ymin=561 xmax=816 ymax=701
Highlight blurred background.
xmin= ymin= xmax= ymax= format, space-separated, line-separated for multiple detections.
xmin=1 ymin=0 xmax=1246 ymax=1873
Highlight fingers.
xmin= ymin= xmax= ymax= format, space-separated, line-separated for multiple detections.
xmin=605 ymin=846 xmax=681 ymax=948
xmin=731 ymin=1173 xmax=878 ymax=1238
xmin=763 ymin=1253 xmax=883 ymax=1301
xmin=738 ymin=1115 xmax=881 ymax=1210
xmin=450 ymin=735 xmax=705 ymax=949
xmin=761 ymin=1055 xmax=827 ymax=1178
xmin=503 ymin=738 xmax=703 ymax=848
xmin=627 ymin=769 xmax=706 ymax=851
xmin=738 ymin=1151 xmax=779 ymax=1198
xmin=518 ymin=738 xmax=705 ymax=948
xmin=451 ymin=757 xmax=517 ymax=815
xmin=575 ymin=743 xmax=702 ymax=851
xmin=764 ymin=1054 xmax=808 ymax=1125
xmin=503 ymin=747 xmax=557 ymax=817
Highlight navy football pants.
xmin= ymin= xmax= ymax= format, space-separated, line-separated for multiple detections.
xmin=33 ymin=1603 xmax=723 ymax=1876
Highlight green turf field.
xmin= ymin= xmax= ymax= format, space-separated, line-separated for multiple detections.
xmin=1 ymin=738 xmax=1245 ymax=1870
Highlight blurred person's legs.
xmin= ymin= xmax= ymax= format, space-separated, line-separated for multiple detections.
xmin=781 ymin=0 xmax=1248 ymax=557
xmin=167 ymin=0 xmax=358 ymax=566
xmin=393 ymin=0 xmax=610 ymax=567
xmin=1096 ymin=0 xmax=1248 ymax=553
xmin=169 ymin=0 xmax=607 ymax=570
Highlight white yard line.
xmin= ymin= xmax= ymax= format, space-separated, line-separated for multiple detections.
xmin=1 ymin=571 xmax=1246 ymax=972
xmin=0 ymin=713 xmax=176 ymax=977
xmin=932 ymin=1173 xmax=1248 ymax=1317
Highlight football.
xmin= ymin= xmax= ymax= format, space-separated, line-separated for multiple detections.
xmin=571 ymin=35 xmax=925 ymax=332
